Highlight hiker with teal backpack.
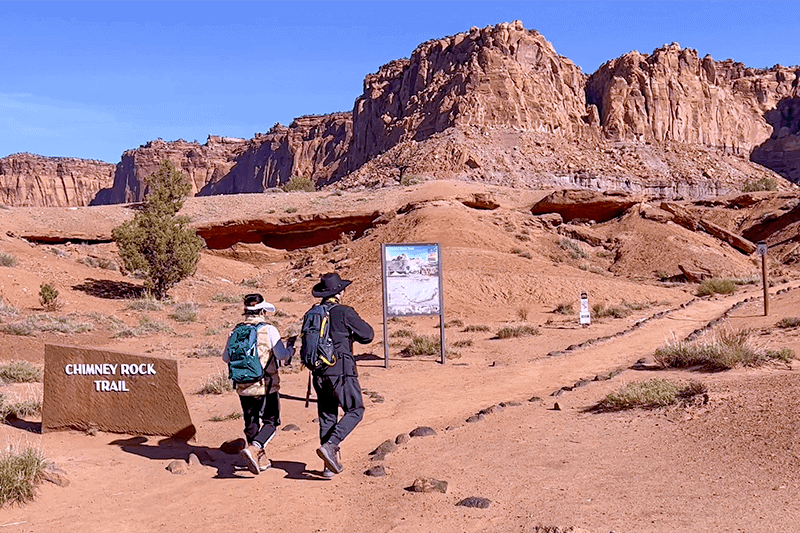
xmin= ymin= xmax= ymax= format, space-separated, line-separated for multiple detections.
xmin=223 ymin=293 xmax=295 ymax=475
xmin=301 ymin=273 xmax=373 ymax=477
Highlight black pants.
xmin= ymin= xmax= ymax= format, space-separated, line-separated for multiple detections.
xmin=239 ymin=392 xmax=280 ymax=447
xmin=313 ymin=373 xmax=364 ymax=446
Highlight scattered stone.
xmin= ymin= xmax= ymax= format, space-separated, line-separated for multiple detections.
xmin=500 ymin=400 xmax=522 ymax=407
xmin=371 ymin=452 xmax=388 ymax=462
xmin=632 ymin=356 xmax=660 ymax=370
xmin=187 ymin=453 xmax=202 ymax=467
xmin=553 ymin=402 xmax=562 ymax=411
xmin=166 ymin=460 xmax=187 ymax=474
xmin=395 ymin=433 xmax=411 ymax=445
xmin=193 ymin=449 xmax=213 ymax=463
xmin=365 ymin=465 xmax=387 ymax=477
xmin=552 ymin=387 xmax=572 ymax=397
xmin=466 ymin=414 xmax=484 ymax=423
xmin=479 ymin=404 xmax=504 ymax=415
xmin=528 ymin=396 xmax=543 ymax=403
xmin=409 ymin=477 xmax=448 ymax=493
xmin=282 ymin=424 xmax=301 ymax=432
xmin=410 ymin=426 xmax=436 ymax=437
xmin=572 ymin=379 xmax=591 ymax=388
xmin=220 ymin=438 xmax=246 ymax=455
xmin=370 ymin=439 xmax=397 ymax=456
xmin=42 ymin=465 xmax=70 ymax=487
xmin=456 ymin=496 xmax=491 ymax=508
xmin=312 ymin=418 xmax=319 ymax=423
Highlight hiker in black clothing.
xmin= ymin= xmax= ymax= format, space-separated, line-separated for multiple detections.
xmin=309 ymin=273 xmax=374 ymax=477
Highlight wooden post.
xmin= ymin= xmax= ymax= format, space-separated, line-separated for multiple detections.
xmin=758 ymin=241 xmax=769 ymax=316
xmin=381 ymin=244 xmax=390 ymax=369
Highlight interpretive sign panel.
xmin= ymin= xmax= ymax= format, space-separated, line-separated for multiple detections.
xmin=43 ymin=344 xmax=195 ymax=438
xmin=381 ymin=243 xmax=445 ymax=367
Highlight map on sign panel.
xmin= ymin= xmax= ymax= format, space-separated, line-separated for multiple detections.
xmin=384 ymin=244 xmax=441 ymax=316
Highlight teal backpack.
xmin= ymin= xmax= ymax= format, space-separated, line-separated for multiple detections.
xmin=226 ymin=323 xmax=266 ymax=384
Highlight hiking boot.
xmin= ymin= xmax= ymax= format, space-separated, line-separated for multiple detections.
xmin=240 ymin=444 xmax=261 ymax=475
xmin=321 ymin=467 xmax=335 ymax=478
xmin=257 ymin=448 xmax=271 ymax=472
xmin=316 ymin=442 xmax=343 ymax=474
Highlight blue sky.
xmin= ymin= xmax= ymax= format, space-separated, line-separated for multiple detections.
xmin=1 ymin=1 xmax=797 ymax=162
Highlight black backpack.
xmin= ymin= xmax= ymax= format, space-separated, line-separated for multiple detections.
xmin=300 ymin=303 xmax=337 ymax=371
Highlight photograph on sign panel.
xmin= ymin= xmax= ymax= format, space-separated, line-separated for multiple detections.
xmin=385 ymin=244 xmax=440 ymax=316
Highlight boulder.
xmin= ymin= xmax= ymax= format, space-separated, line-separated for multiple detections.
xmin=532 ymin=189 xmax=641 ymax=223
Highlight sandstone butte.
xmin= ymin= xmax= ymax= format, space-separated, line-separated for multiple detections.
xmin=1 ymin=20 xmax=799 ymax=208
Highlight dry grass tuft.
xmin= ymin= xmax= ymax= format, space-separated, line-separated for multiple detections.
xmin=0 ymin=445 xmax=47 ymax=507
xmin=591 ymin=379 xmax=707 ymax=411
xmin=496 ymin=325 xmax=540 ymax=339
xmin=0 ymin=361 xmax=42 ymax=383
xmin=654 ymin=329 xmax=795 ymax=370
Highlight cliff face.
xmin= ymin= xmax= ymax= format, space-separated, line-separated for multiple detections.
xmin=198 ymin=113 xmax=352 ymax=195
xmin=346 ymin=21 xmax=594 ymax=173
xmin=91 ymin=136 xmax=248 ymax=205
xmin=751 ymin=97 xmax=800 ymax=182
xmin=586 ymin=44 xmax=800 ymax=154
xmin=0 ymin=153 xmax=114 ymax=207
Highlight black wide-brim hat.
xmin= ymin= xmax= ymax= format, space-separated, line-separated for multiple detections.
xmin=312 ymin=272 xmax=352 ymax=297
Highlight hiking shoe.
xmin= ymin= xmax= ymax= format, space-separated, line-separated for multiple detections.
xmin=321 ymin=467 xmax=336 ymax=478
xmin=316 ymin=443 xmax=343 ymax=474
xmin=240 ymin=444 xmax=261 ymax=475
xmin=257 ymin=449 xmax=271 ymax=472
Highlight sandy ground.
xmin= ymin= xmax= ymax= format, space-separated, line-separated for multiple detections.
xmin=1 ymin=182 xmax=799 ymax=532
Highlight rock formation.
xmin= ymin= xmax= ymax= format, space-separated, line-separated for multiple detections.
xmin=0 ymin=153 xmax=114 ymax=207
xmin=91 ymin=135 xmax=248 ymax=205
xmin=751 ymin=97 xmax=800 ymax=182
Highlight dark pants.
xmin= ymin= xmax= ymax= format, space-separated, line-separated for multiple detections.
xmin=239 ymin=392 xmax=280 ymax=447
xmin=313 ymin=373 xmax=364 ymax=446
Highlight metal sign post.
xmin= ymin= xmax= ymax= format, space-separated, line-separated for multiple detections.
xmin=381 ymin=243 xmax=445 ymax=367
xmin=758 ymin=241 xmax=769 ymax=316
xmin=579 ymin=292 xmax=591 ymax=327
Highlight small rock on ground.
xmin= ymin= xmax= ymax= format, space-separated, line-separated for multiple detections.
xmin=528 ymin=396 xmax=543 ymax=403
xmin=42 ymin=465 xmax=70 ymax=487
xmin=500 ymin=400 xmax=522 ymax=407
xmin=409 ymin=477 xmax=448 ymax=493
xmin=466 ymin=414 xmax=484 ymax=423
xmin=395 ymin=433 xmax=411 ymax=445
xmin=370 ymin=439 xmax=397 ymax=456
xmin=220 ymin=438 xmax=246 ymax=455
xmin=553 ymin=402 xmax=561 ymax=411
xmin=410 ymin=426 xmax=436 ymax=437
xmin=364 ymin=465 xmax=386 ymax=477
xmin=187 ymin=453 xmax=202 ymax=467
xmin=282 ymin=424 xmax=301 ymax=432
xmin=166 ymin=460 xmax=187 ymax=474
xmin=456 ymin=496 xmax=491 ymax=508
xmin=478 ymin=404 xmax=504 ymax=415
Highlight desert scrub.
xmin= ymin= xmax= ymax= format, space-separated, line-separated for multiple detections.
xmin=169 ymin=302 xmax=198 ymax=323
xmin=0 ymin=361 xmax=42 ymax=383
xmin=400 ymin=335 xmax=440 ymax=357
xmin=125 ymin=297 xmax=162 ymax=311
xmin=776 ymin=317 xmax=800 ymax=329
xmin=0 ymin=315 xmax=93 ymax=336
xmin=211 ymin=293 xmax=240 ymax=304
xmin=240 ymin=278 xmax=261 ymax=288
xmin=198 ymin=372 xmax=233 ymax=394
xmin=436 ymin=319 xmax=464 ymax=329
xmin=496 ymin=325 xmax=540 ymax=339
xmin=742 ymin=177 xmax=777 ymax=192
xmin=0 ymin=395 xmax=42 ymax=419
xmin=451 ymin=339 xmax=473 ymax=348
xmin=463 ymin=324 xmax=490 ymax=332
xmin=0 ymin=253 xmax=17 ymax=267
xmin=510 ymin=248 xmax=532 ymax=259
xmin=592 ymin=379 xmax=707 ymax=411
xmin=0 ymin=445 xmax=47 ymax=507
xmin=279 ymin=296 xmax=293 ymax=302
xmin=284 ymin=206 xmax=298 ymax=213
xmin=209 ymin=412 xmax=242 ymax=422
xmin=390 ymin=329 xmax=414 ymax=338
xmin=592 ymin=303 xmax=631 ymax=319
xmin=558 ymin=238 xmax=587 ymax=259
xmin=553 ymin=303 xmax=574 ymax=315
xmin=516 ymin=307 xmax=529 ymax=321
xmin=77 ymin=256 xmax=117 ymax=270
xmin=697 ymin=278 xmax=737 ymax=296
xmin=0 ymin=296 xmax=18 ymax=318
xmin=113 ymin=316 xmax=172 ymax=338
xmin=654 ymin=329 xmax=795 ymax=370
xmin=281 ymin=175 xmax=315 ymax=192
xmin=188 ymin=345 xmax=219 ymax=358
xmin=38 ymin=283 xmax=60 ymax=311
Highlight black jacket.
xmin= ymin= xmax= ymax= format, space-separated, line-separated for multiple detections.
xmin=318 ymin=300 xmax=373 ymax=377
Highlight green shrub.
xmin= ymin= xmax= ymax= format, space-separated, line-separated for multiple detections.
xmin=400 ymin=335 xmax=440 ymax=357
xmin=558 ymin=238 xmax=587 ymax=259
xmin=0 ymin=445 xmax=46 ymax=507
xmin=281 ymin=175 xmax=315 ymax=192
xmin=198 ymin=372 xmax=233 ymax=394
xmin=0 ymin=361 xmax=42 ymax=383
xmin=169 ymin=302 xmax=198 ymax=323
xmin=776 ymin=317 xmax=800 ymax=329
xmin=553 ymin=303 xmax=574 ymax=315
xmin=112 ymin=160 xmax=204 ymax=300
xmin=593 ymin=379 xmax=707 ymax=411
xmin=742 ymin=177 xmax=777 ymax=192
xmin=463 ymin=324 xmax=490 ymax=332
xmin=496 ymin=325 xmax=540 ymax=339
xmin=211 ymin=293 xmax=240 ymax=304
xmin=0 ymin=253 xmax=17 ymax=267
xmin=38 ymin=283 xmax=60 ymax=311
xmin=697 ymin=278 xmax=737 ymax=296
xmin=654 ymin=329 xmax=795 ymax=370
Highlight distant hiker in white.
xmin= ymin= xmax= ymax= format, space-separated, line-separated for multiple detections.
xmin=223 ymin=293 xmax=295 ymax=475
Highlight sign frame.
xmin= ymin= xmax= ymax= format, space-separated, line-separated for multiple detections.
xmin=381 ymin=243 xmax=445 ymax=367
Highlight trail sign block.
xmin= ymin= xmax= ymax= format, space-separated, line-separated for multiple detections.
xmin=579 ymin=292 xmax=591 ymax=326
xmin=43 ymin=344 xmax=195 ymax=438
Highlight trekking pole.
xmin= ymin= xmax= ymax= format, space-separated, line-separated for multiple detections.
xmin=305 ymin=371 xmax=312 ymax=408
